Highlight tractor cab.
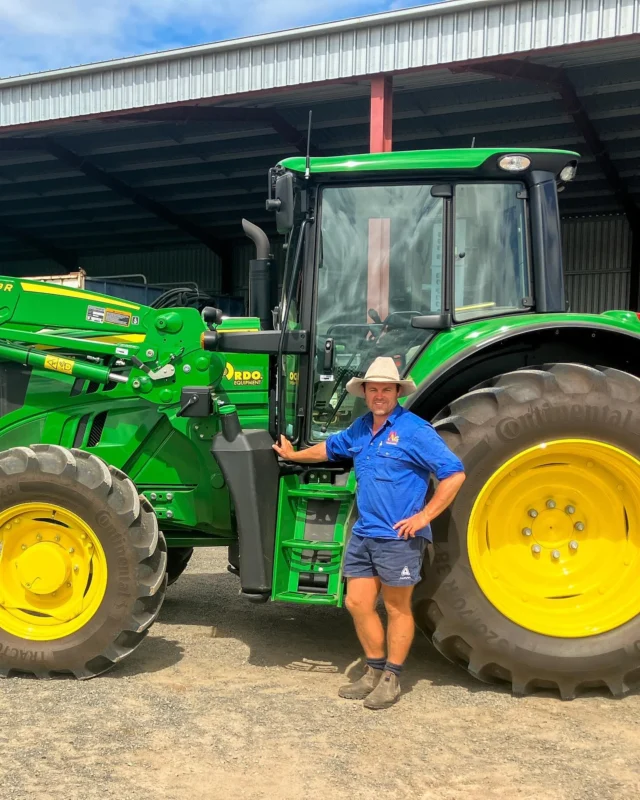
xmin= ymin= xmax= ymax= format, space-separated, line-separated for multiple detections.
xmin=265 ymin=148 xmax=577 ymax=442
xmin=205 ymin=147 xmax=580 ymax=608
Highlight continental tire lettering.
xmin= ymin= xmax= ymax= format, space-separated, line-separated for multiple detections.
xmin=440 ymin=578 xmax=508 ymax=650
xmin=496 ymin=403 xmax=640 ymax=442
xmin=433 ymin=550 xmax=451 ymax=577
xmin=95 ymin=512 xmax=131 ymax=581
xmin=96 ymin=511 xmax=111 ymax=527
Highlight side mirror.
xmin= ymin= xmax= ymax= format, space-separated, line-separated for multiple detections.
xmin=266 ymin=172 xmax=294 ymax=234
xmin=410 ymin=313 xmax=452 ymax=330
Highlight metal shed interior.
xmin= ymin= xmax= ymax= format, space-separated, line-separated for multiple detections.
xmin=0 ymin=6 xmax=638 ymax=313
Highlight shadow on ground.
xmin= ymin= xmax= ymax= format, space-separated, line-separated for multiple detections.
xmin=150 ymin=567 xmax=506 ymax=699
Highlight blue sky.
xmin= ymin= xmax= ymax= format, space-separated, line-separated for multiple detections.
xmin=0 ymin=0 xmax=437 ymax=79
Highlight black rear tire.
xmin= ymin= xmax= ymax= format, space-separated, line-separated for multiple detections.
xmin=166 ymin=547 xmax=194 ymax=586
xmin=0 ymin=445 xmax=167 ymax=679
xmin=414 ymin=364 xmax=640 ymax=699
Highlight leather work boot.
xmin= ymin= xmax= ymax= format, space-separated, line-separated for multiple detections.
xmin=338 ymin=666 xmax=383 ymax=700
xmin=363 ymin=670 xmax=401 ymax=709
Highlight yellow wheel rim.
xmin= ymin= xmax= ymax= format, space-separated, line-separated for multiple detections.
xmin=468 ymin=439 xmax=640 ymax=638
xmin=0 ymin=503 xmax=108 ymax=641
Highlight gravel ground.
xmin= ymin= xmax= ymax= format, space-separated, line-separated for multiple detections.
xmin=1 ymin=547 xmax=640 ymax=800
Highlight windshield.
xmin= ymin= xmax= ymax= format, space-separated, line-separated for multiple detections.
xmin=311 ymin=184 xmax=443 ymax=439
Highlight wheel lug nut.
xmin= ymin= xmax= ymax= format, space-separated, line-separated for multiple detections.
xmin=21 ymin=544 xmax=27 ymax=551
xmin=36 ymin=534 xmax=42 ymax=541
xmin=574 ymin=522 xmax=585 ymax=532
xmin=54 ymin=535 xmax=60 ymax=542
xmin=528 ymin=509 xmax=538 ymax=519
xmin=569 ymin=540 xmax=579 ymax=551
xmin=68 ymin=547 xmax=74 ymax=554
xmin=565 ymin=505 xmax=575 ymax=515
xmin=552 ymin=550 xmax=561 ymax=560
xmin=522 ymin=528 xmax=533 ymax=537
xmin=532 ymin=544 xmax=542 ymax=554
xmin=73 ymin=565 xmax=79 ymax=573
xmin=66 ymin=582 xmax=72 ymax=588
xmin=546 ymin=500 xmax=556 ymax=509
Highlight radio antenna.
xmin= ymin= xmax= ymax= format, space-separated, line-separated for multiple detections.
xmin=304 ymin=110 xmax=313 ymax=180
xmin=471 ymin=136 xmax=476 ymax=148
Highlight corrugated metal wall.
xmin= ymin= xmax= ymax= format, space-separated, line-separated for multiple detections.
xmin=561 ymin=215 xmax=632 ymax=313
xmin=2 ymin=245 xmax=223 ymax=293
xmin=82 ymin=247 xmax=222 ymax=293
xmin=2 ymin=217 xmax=632 ymax=314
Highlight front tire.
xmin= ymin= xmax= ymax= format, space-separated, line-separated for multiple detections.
xmin=0 ymin=446 xmax=167 ymax=679
xmin=414 ymin=364 xmax=640 ymax=699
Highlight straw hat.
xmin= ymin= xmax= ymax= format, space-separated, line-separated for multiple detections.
xmin=346 ymin=356 xmax=417 ymax=399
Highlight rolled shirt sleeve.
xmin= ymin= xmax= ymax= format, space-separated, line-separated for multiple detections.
xmin=325 ymin=423 xmax=357 ymax=461
xmin=408 ymin=423 xmax=465 ymax=480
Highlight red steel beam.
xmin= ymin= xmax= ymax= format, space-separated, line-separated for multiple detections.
xmin=370 ymin=75 xmax=393 ymax=153
xmin=367 ymin=76 xmax=393 ymax=321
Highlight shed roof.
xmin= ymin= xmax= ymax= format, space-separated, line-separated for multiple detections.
xmin=0 ymin=0 xmax=637 ymax=268
xmin=1 ymin=0 xmax=638 ymax=127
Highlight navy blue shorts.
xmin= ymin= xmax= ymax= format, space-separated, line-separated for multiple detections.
xmin=343 ymin=533 xmax=427 ymax=587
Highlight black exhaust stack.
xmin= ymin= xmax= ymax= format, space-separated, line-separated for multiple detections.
xmin=243 ymin=218 xmax=276 ymax=331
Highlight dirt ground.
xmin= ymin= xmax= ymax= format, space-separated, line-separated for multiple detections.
xmin=1 ymin=548 xmax=640 ymax=800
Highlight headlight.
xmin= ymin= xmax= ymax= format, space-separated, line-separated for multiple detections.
xmin=560 ymin=164 xmax=577 ymax=182
xmin=498 ymin=155 xmax=531 ymax=172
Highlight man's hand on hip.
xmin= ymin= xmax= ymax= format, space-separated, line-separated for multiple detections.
xmin=393 ymin=509 xmax=430 ymax=539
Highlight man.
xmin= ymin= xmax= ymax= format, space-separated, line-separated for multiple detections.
xmin=273 ymin=357 xmax=465 ymax=709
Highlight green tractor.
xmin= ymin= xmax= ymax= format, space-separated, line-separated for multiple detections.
xmin=1 ymin=147 xmax=639 ymax=699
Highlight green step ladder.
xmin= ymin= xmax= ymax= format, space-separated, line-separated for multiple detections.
xmin=271 ymin=470 xmax=356 ymax=606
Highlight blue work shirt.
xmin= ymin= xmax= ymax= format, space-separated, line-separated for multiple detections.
xmin=325 ymin=404 xmax=464 ymax=540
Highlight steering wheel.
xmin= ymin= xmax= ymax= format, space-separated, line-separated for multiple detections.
xmin=376 ymin=310 xmax=422 ymax=337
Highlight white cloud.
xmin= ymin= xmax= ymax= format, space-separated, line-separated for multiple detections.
xmin=0 ymin=0 xmax=430 ymax=78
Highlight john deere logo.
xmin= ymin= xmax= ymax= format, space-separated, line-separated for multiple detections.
xmin=224 ymin=362 xmax=263 ymax=386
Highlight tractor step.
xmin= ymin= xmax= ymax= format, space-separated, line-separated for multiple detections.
xmin=271 ymin=472 xmax=356 ymax=606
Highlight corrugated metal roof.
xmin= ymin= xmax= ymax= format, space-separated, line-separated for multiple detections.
xmin=0 ymin=50 xmax=636 ymax=261
xmin=1 ymin=0 xmax=639 ymax=127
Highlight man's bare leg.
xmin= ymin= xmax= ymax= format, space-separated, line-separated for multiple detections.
xmin=362 ymin=583 xmax=415 ymax=709
xmin=339 ymin=576 xmax=384 ymax=699
xmin=344 ymin=576 xmax=384 ymax=658
xmin=380 ymin=583 xmax=416 ymax=665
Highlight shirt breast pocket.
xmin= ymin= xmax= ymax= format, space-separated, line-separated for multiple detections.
xmin=374 ymin=448 xmax=409 ymax=481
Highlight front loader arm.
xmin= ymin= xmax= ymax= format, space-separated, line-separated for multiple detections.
xmin=0 ymin=275 xmax=225 ymax=405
